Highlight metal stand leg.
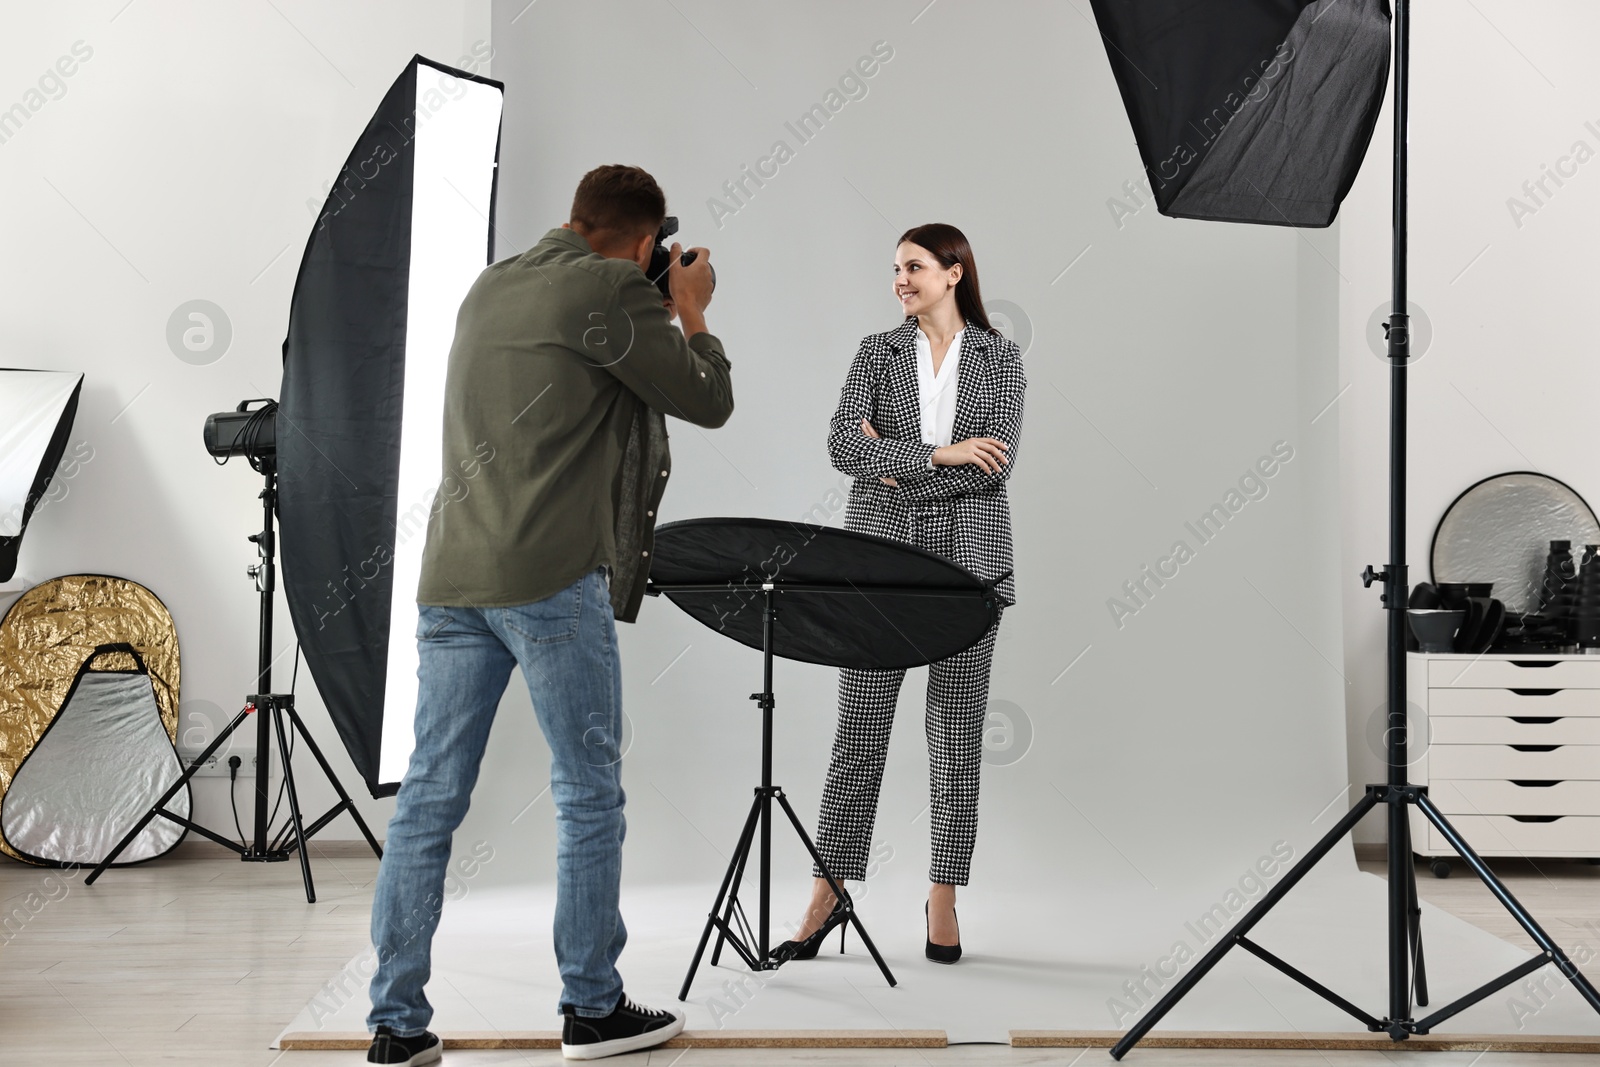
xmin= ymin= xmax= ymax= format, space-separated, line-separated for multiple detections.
xmin=1407 ymin=847 xmax=1428 ymax=1007
xmin=678 ymin=786 xmax=898 ymax=998
xmin=711 ymin=814 xmax=755 ymax=969
xmin=775 ymin=790 xmax=896 ymax=986
xmin=86 ymin=709 xmax=254 ymax=882
xmin=1414 ymin=792 xmax=1600 ymax=1024
xmin=1112 ymin=789 xmax=1383 ymax=1058
xmin=680 ymin=794 xmax=764 ymax=999
xmin=285 ymin=704 xmax=382 ymax=859
xmin=272 ymin=700 xmax=316 ymax=902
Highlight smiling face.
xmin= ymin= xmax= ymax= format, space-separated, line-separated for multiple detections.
xmin=894 ymin=241 xmax=962 ymax=317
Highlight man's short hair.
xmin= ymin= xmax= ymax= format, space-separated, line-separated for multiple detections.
xmin=570 ymin=165 xmax=666 ymax=246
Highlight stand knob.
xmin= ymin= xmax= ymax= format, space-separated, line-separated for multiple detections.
xmin=1361 ymin=565 xmax=1387 ymax=588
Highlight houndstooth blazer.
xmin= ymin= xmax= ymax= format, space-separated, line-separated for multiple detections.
xmin=827 ymin=315 xmax=1026 ymax=606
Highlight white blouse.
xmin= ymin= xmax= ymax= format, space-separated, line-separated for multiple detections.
xmin=915 ymin=325 xmax=963 ymax=449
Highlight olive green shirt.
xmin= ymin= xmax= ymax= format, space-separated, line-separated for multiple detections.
xmin=416 ymin=226 xmax=733 ymax=621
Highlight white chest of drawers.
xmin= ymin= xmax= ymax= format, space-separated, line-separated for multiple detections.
xmin=1408 ymin=651 xmax=1600 ymax=866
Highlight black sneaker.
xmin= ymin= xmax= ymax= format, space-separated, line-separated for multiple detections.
xmin=560 ymin=992 xmax=685 ymax=1060
xmin=366 ymin=1025 xmax=441 ymax=1065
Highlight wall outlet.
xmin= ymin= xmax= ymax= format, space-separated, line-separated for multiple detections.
xmin=178 ymin=749 xmax=261 ymax=778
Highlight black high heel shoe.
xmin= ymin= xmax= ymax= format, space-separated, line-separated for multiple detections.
xmin=768 ymin=901 xmax=849 ymax=962
xmin=925 ymin=900 xmax=961 ymax=964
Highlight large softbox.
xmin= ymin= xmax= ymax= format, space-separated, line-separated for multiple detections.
xmin=1089 ymin=0 xmax=1391 ymax=226
xmin=0 ymin=369 xmax=83 ymax=582
xmin=278 ymin=56 xmax=504 ymax=797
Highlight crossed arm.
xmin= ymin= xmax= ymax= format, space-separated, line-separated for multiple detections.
xmin=826 ymin=339 xmax=1027 ymax=502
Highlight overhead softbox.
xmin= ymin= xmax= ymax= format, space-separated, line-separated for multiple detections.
xmin=1089 ymin=0 xmax=1391 ymax=226
xmin=278 ymin=56 xmax=504 ymax=797
xmin=0 ymin=369 xmax=83 ymax=581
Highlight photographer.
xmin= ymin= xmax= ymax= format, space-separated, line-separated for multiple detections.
xmin=364 ymin=165 xmax=732 ymax=1066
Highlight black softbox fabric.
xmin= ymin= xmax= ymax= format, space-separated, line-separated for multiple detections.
xmin=278 ymin=56 xmax=504 ymax=797
xmin=1089 ymin=0 xmax=1391 ymax=226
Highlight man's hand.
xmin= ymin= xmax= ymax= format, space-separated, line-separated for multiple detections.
xmin=933 ymin=436 xmax=1009 ymax=473
xmin=668 ymin=242 xmax=713 ymax=317
xmin=861 ymin=418 xmax=898 ymax=486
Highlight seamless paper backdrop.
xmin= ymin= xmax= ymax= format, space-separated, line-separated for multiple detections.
xmin=452 ymin=0 xmax=1351 ymax=938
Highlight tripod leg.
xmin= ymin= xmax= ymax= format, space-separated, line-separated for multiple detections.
xmin=1111 ymin=787 xmax=1380 ymax=1060
xmin=680 ymin=793 xmax=764 ymax=1001
xmin=1407 ymin=848 xmax=1428 ymax=1007
xmin=272 ymin=703 xmax=317 ymax=904
xmin=1417 ymin=792 xmax=1600 ymax=1015
xmin=286 ymin=703 xmax=383 ymax=859
xmin=712 ymin=822 xmax=755 ymax=969
xmin=774 ymin=791 xmax=897 ymax=988
xmin=86 ymin=708 xmax=252 ymax=884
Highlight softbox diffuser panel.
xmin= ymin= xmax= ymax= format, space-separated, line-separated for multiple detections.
xmin=1089 ymin=0 xmax=1391 ymax=226
xmin=0 ymin=369 xmax=83 ymax=581
xmin=279 ymin=56 xmax=504 ymax=797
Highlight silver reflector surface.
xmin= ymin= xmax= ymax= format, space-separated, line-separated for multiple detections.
xmin=2 ymin=653 xmax=189 ymax=865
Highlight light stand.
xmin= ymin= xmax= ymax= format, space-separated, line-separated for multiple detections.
xmin=86 ymin=458 xmax=382 ymax=902
xmin=665 ymin=581 xmax=899 ymax=997
xmin=1112 ymin=2 xmax=1600 ymax=1055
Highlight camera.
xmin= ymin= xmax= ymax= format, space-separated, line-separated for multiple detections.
xmin=646 ymin=215 xmax=715 ymax=300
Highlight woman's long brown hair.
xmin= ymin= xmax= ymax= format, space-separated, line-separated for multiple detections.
xmin=897 ymin=223 xmax=992 ymax=334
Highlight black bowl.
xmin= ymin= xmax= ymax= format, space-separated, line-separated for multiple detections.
xmin=1408 ymin=609 xmax=1464 ymax=653
xmin=1437 ymin=582 xmax=1493 ymax=609
xmin=1409 ymin=582 xmax=1442 ymax=609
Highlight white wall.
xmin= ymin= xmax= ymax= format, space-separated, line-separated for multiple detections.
xmin=1340 ymin=0 xmax=1600 ymax=842
xmin=1 ymin=0 xmax=492 ymax=846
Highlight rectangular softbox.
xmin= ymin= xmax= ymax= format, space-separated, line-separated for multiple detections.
xmin=278 ymin=56 xmax=504 ymax=797
xmin=1089 ymin=0 xmax=1391 ymax=226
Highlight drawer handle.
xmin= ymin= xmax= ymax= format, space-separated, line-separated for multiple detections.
xmin=1510 ymin=744 xmax=1563 ymax=752
xmin=1510 ymin=716 xmax=1563 ymax=725
xmin=1511 ymin=780 xmax=1563 ymax=787
xmin=1510 ymin=688 xmax=1561 ymax=696
xmin=1510 ymin=815 xmax=1563 ymax=823
xmin=1511 ymin=661 xmax=1562 ymax=669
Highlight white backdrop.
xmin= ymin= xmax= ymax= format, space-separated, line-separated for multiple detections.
xmin=450 ymin=0 xmax=1353 ymax=921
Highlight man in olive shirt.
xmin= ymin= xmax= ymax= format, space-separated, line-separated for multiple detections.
xmin=365 ymin=166 xmax=732 ymax=1066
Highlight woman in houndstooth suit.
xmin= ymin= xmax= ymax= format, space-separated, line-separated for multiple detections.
xmin=772 ymin=223 xmax=1026 ymax=965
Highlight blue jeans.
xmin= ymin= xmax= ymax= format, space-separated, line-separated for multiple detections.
xmin=367 ymin=566 xmax=627 ymax=1035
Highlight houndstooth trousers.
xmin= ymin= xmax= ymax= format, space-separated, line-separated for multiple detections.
xmin=812 ymin=609 xmax=1003 ymax=887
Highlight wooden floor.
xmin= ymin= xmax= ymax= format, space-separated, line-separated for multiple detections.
xmin=2 ymin=841 xmax=1598 ymax=1065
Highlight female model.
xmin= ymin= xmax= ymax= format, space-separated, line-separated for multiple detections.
xmin=773 ymin=222 xmax=1026 ymax=964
